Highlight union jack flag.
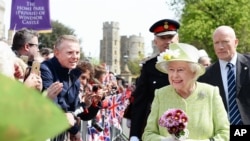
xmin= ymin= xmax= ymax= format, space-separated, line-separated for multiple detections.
xmin=87 ymin=87 xmax=130 ymax=140
xmin=87 ymin=118 xmax=111 ymax=141
xmin=87 ymin=125 xmax=100 ymax=141
xmin=106 ymin=93 xmax=127 ymax=123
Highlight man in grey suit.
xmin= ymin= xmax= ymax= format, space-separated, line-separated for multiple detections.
xmin=198 ymin=25 xmax=250 ymax=125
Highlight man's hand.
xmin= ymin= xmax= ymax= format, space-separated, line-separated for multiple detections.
xmin=70 ymin=131 xmax=82 ymax=141
xmin=46 ymin=81 xmax=63 ymax=100
xmin=65 ymin=113 xmax=76 ymax=127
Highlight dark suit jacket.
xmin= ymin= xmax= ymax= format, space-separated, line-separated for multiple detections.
xmin=130 ymin=56 xmax=170 ymax=139
xmin=40 ymin=57 xmax=100 ymax=134
xmin=198 ymin=53 xmax=250 ymax=124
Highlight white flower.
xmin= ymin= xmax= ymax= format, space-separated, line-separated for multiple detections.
xmin=157 ymin=49 xmax=180 ymax=63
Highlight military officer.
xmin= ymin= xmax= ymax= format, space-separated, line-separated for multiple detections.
xmin=129 ymin=19 xmax=180 ymax=141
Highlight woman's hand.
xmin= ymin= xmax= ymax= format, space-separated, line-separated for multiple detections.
xmin=160 ymin=137 xmax=178 ymax=141
xmin=23 ymin=73 xmax=42 ymax=91
xmin=82 ymin=91 xmax=93 ymax=108
xmin=65 ymin=113 xmax=76 ymax=127
xmin=14 ymin=62 xmax=25 ymax=79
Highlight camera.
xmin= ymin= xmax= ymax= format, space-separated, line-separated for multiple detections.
xmin=111 ymin=86 xmax=117 ymax=90
xmin=91 ymin=119 xmax=103 ymax=132
xmin=110 ymin=86 xmax=118 ymax=95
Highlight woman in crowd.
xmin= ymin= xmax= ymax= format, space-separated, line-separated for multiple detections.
xmin=0 ymin=41 xmax=77 ymax=140
xmin=142 ymin=43 xmax=229 ymax=141
xmin=40 ymin=47 xmax=54 ymax=61
xmin=0 ymin=41 xmax=42 ymax=91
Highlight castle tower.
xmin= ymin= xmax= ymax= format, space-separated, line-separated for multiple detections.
xmin=0 ymin=0 xmax=5 ymax=40
xmin=100 ymin=21 xmax=121 ymax=74
xmin=120 ymin=34 xmax=144 ymax=69
xmin=127 ymin=34 xmax=144 ymax=60
xmin=151 ymin=40 xmax=160 ymax=56
xmin=101 ymin=21 xmax=145 ymax=83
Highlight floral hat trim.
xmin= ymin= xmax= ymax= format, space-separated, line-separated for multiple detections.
xmin=155 ymin=43 xmax=205 ymax=76
xmin=157 ymin=49 xmax=180 ymax=63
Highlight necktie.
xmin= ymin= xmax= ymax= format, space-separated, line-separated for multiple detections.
xmin=227 ymin=63 xmax=242 ymax=125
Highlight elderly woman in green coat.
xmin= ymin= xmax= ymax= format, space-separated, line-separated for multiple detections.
xmin=142 ymin=43 xmax=229 ymax=141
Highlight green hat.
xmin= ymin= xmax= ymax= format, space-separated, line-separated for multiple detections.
xmin=155 ymin=43 xmax=205 ymax=77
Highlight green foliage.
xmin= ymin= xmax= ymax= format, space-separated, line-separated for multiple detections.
xmin=39 ymin=20 xmax=85 ymax=59
xmin=127 ymin=52 xmax=144 ymax=76
xmin=39 ymin=20 xmax=76 ymax=48
xmin=167 ymin=0 xmax=250 ymax=61
xmin=0 ymin=74 xmax=69 ymax=141
xmin=127 ymin=58 xmax=141 ymax=76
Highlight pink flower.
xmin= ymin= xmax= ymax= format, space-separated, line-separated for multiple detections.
xmin=159 ymin=108 xmax=189 ymax=140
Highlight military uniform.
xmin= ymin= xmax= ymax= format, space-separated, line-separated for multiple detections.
xmin=130 ymin=55 xmax=169 ymax=138
xmin=129 ymin=19 xmax=180 ymax=140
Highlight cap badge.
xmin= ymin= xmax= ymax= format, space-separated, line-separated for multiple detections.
xmin=163 ymin=22 xmax=169 ymax=29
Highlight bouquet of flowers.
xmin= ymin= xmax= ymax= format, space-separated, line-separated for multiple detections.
xmin=159 ymin=108 xmax=189 ymax=141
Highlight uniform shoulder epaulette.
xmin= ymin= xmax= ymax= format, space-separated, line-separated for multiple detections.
xmin=140 ymin=54 xmax=158 ymax=65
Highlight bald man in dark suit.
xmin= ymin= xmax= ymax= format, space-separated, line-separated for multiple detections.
xmin=198 ymin=25 xmax=250 ymax=125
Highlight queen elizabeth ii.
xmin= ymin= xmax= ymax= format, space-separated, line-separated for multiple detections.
xmin=142 ymin=43 xmax=229 ymax=141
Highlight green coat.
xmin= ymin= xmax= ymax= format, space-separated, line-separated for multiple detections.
xmin=142 ymin=82 xmax=229 ymax=141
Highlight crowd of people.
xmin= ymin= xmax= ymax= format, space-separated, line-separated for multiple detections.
xmin=1 ymin=18 xmax=249 ymax=141
xmin=0 ymin=28 xmax=134 ymax=141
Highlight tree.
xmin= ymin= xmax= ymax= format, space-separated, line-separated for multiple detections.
xmin=39 ymin=20 xmax=76 ymax=48
xmin=127 ymin=58 xmax=141 ymax=76
xmin=127 ymin=51 xmax=145 ymax=76
xmin=39 ymin=20 xmax=85 ymax=59
xmin=167 ymin=0 xmax=250 ymax=61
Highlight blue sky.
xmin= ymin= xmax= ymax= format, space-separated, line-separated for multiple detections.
xmin=4 ymin=0 xmax=175 ymax=58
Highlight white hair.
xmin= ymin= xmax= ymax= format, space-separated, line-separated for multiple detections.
xmin=189 ymin=63 xmax=203 ymax=80
xmin=0 ymin=41 xmax=17 ymax=78
xmin=165 ymin=61 xmax=202 ymax=80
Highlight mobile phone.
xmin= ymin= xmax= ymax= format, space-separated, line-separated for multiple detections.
xmin=20 ymin=55 xmax=29 ymax=64
xmin=31 ymin=61 xmax=40 ymax=75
